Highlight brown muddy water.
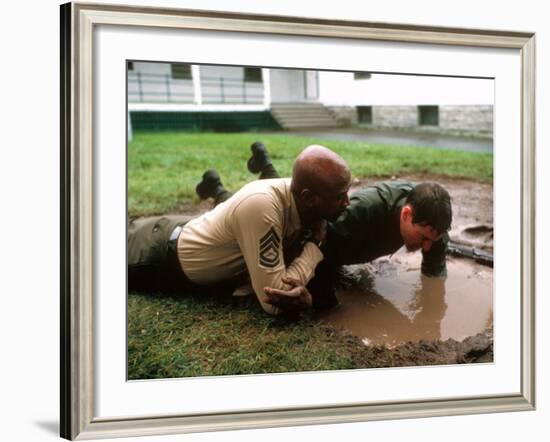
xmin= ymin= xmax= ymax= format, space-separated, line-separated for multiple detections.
xmin=318 ymin=249 xmax=493 ymax=348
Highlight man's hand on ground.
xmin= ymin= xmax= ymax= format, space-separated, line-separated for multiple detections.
xmin=263 ymin=277 xmax=313 ymax=311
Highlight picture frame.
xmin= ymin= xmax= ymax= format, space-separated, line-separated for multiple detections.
xmin=60 ymin=2 xmax=536 ymax=440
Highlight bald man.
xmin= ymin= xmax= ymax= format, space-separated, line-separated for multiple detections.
xmin=128 ymin=144 xmax=351 ymax=315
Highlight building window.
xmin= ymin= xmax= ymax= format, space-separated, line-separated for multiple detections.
xmin=418 ymin=105 xmax=439 ymax=126
xmin=127 ymin=61 xmax=134 ymax=71
xmin=357 ymin=106 xmax=373 ymax=124
xmin=171 ymin=63 xmax=192 ymax=80
xmin=244 ymin=67 xmax=262 ymax=83
xmin=354 ymin=72 xmax=372 ymax=80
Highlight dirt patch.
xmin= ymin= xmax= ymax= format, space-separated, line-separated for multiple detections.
xmin=170 ymin=198 xmax=213 ymax=216
xmin=344 ymin=326 xmax=493 ymax=368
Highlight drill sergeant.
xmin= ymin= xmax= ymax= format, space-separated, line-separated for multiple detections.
xmin=128 ymin=144 xmax=351 ymax=315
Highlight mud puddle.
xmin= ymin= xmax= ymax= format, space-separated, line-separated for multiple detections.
xmin=318 ymin=249 xmax=493 ymax=348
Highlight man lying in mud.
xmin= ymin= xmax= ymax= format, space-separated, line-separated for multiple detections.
xmin=195 ymin=142 xmax=453 ymax=312
xmin=128 ymin=145 xmax=351 ymax=315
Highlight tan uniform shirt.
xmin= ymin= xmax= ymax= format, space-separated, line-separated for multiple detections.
xmin=178 ymin=178 xmax=324 ymax=314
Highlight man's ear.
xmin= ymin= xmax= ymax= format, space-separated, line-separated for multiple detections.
xmin=401 ymin=205 xmax=413 ymax=222
xmin=300 ymin=189 xmax=317 ymax=207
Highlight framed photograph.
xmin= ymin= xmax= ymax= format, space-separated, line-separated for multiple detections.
xmin=60 ymin=2 xmax=535 ymax=440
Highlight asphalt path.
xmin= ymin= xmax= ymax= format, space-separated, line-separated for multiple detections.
xmin=282 ymin=128 xmax=493 ymax=153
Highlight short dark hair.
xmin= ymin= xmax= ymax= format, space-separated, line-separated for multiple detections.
xmin=405 ymin=182 xmax=452 ymax=234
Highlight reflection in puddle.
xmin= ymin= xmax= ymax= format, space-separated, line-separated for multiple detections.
xmin=318 ymin=249 xmax=493 ymax=348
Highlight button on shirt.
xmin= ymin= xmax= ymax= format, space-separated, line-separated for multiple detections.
xmin=177 ymin=178 xmax=324 ymax=314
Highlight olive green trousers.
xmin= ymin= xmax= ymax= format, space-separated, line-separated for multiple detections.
xmin=127 ymin=165 xmax=280 ymax=294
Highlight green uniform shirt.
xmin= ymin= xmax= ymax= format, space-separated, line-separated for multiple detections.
xmin=325 ymin=180 xmax=448 ymax=276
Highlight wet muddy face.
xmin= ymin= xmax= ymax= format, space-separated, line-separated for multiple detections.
xmin=317 ymin=250 xmax=493 ymax=348
xmin=402 ymin=223 xmax=442 ymax=252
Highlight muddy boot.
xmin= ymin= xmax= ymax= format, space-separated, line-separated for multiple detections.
xmin=247 ymin=141 xmax=272 ymax=174
xmin=196 ymin=169 xmax=227 ymax=200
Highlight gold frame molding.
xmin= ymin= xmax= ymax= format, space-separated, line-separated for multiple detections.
xmin=60 ymin=2 xmax=536 ymax=439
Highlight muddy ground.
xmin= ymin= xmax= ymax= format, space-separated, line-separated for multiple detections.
xmin=338 ymin=325 xmax=493 ymax=369
xmin=177 ymin=174 xmax=494 ymax=367
xmin=328 ymin=174 xmax=494 ymax=366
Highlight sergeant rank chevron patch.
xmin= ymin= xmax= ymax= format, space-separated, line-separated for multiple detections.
xmin=259 ymin=226 xmax=281 ymax=268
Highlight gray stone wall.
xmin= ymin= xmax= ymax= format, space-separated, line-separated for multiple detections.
xmin=327 ymin=106 xmax=358 ymax=127
xmin=373 ymin=106 xmax=418 ymax=129
xmin=439 ymin=106 xmax=493 ymax=135
xmin=354 ymin=105 xmax=493 ymax=137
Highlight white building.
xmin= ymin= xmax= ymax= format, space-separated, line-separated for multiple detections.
xmin=128 ymin=61 xmax=493 ymax=136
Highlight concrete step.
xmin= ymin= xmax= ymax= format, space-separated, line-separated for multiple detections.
xmin=271 ymin=103 xmax=327 ymax=109
xmin=277 ymin=121 xmax=340 ymax=128
xmin=272 ymin=110 xmax=334 ymax=117
xmin=273 ymin=115 xmax=338 ymax=122
xmin=274 ymin=116 xmax=340 ymax=123
xmin=283 ymin=121 xmax=340 ymax=129
xmin=270 ymin=103 xmax=340 ymax=129
xmin=272 ymin=108 xmax=328 ymax=114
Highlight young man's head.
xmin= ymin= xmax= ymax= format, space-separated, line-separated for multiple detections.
xmin=399 ymin=182 xmax=452 ymax=252
xmin=291 ymin=145 xmax=351 ymax=223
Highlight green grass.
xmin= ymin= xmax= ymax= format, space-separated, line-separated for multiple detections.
xmin=128 ymin=291 xmax=357 ymax=379
xmin=128 ymin=132 xmax=493 ymax=216
xmin=128 ymin=290 xmax=452 ymax=379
